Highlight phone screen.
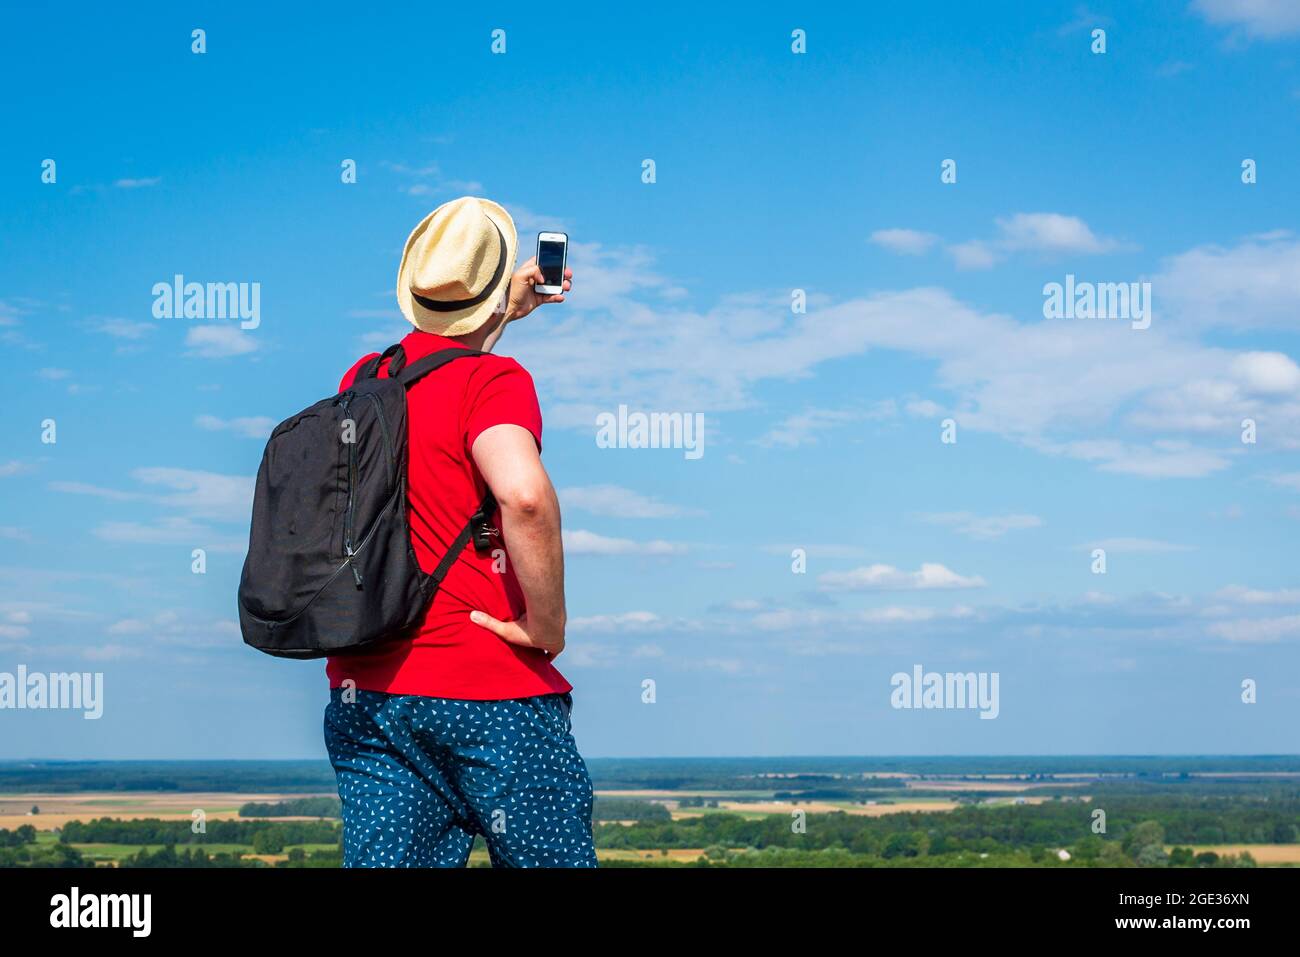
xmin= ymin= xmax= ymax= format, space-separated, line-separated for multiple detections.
xmin=538 ymin=239 xmax=566 ymax=288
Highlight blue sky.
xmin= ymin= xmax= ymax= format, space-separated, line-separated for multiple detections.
xmin=3 ymin=0 xmax=1300 ymax=759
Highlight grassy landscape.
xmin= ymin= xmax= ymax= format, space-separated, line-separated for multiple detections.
xmin=1 ymin=757 xmax=1296 ymax=868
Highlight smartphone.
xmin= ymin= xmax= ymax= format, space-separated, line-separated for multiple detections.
xmin=536 ymin=231 xmax=568 ymax=296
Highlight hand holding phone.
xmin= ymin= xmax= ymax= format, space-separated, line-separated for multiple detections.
xmin=503 ymin=232 xmax=572 ymax=324
xmin=535 ymin=232 xmax=568 ymax=295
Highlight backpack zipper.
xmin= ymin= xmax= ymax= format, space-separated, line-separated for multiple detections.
xmin=340 ymin=394 xmax=363 ymax=588
xmin=362 ymin=391 xmax=395 ymax=489
xmin=243 ymin=482 xmax=405 ymax=629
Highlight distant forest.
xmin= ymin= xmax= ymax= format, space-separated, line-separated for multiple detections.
xmin=5 ymin=789 xmax=1293 ymax=868
xmin=1 ymin=755 xmax=1297 ymax=794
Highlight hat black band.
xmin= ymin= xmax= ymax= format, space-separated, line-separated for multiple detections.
xmin=411 ymin=223 xmax=509 ymax=313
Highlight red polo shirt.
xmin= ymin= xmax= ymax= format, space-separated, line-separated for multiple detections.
xmin=325 ymin=330 xmax=572 ymax=700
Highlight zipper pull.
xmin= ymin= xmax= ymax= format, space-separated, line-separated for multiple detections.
xmin=346 ymin=547 xmax=363 ymax=588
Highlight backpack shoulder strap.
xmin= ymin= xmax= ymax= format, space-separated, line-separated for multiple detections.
xmin=396 ymin=346 xmax=486 ymax=389
xmin=355 ymin=344 xmax=486 ymax=386
xmin=423 ymin=487 xmax=499 ymax=593
xmin=374 ymin=342 xmax=500 ymax=578
xmin=356 ymin=343 xmax=402 ymax=381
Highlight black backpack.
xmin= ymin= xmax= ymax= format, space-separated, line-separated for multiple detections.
xmin=238 ymin=342 xmax=497 ymax=659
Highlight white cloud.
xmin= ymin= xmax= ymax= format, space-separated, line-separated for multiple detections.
xmin=920 ymin=512 xmax=1043 ymax=540
xmin=1155 ymin=233 xmax=1300 ymax=330
xmin=1207 ymin=614 xmax=1300 ymax=642
xmin=870 ymin=229 xmax=939 ymax=255
xmin=49 ymin=480 xmax=141 ymax=501
xmin=105 ymin=610 xmax=240 ymax=649
xmin=568 ymin=611 xmax=666 ymax=632
xmin=409 ymin=179 xmax=485 ymax=196
xmin=1058 ymin=5 xmax=1112 ymax=35
xmin=751 ymin=604 xmax=957 ymax=631
xmin=1229 ymin=351 xmax=1300 ymax=394
xmin=1044 ymin=438 xmax=1233 ymax=478
xmin=757 ymin=403 xmax=895 ymax=447
xmin=0 ymin=460 xmax=34 ymax=478
xmin=95 ymin=517 xmax=201 ymax=545
xmin=83 ymin=644 xmax=146 ymax=661
xmin=107 ymin=611 xmax=180 ymax=635
xmin=683 ymin=657 xmax=747 ymax=674
xmin=1216 ymin=585 xmax=1300 ymax=604
xmin=944 ymin=212 xmax=1126 ymax=269
xmin=1192 ymin=0 xmax=1300 ymax=38
xmin=563 ymin=529 xmax=685 ymax=556
xmin=55 ymin=467 xmax=253 ymax=524
xmin=948 ymin=240 xmax=1000 ymax=270
xmin=505 ymin=203 xmax=572 ymax=238
xmin=185 ymin=325 xmax=257 ymax=358
xmin=556 ymin=643 xmax=620 ymax=668
xmin=0 ymin=609 xmax=32 ymax=640
xmin=130 ymin=467 xmax=254 ymax=522
xmin=114 ymin=177 xmax=160 ymax=189
xmin=905 ymin=398 xmax=945 ymax=418
xmin=196 ymin=414 xmax=277 ymax=439
xmin=381 ymin=160 xmax=484 ymax=198
xmin=562 ymin=240 xmax=682 ymax=312
xmin=382 ymin=161 xmax=441 ymax=177
xmin=359 ymin=327 xmax=407 ymax=350
xmin=505 ymin=233 xmax=1298 ymax=479
xmin=94 ymin=517 xmax=246 ymax=552
xmin=97 ymin=318 xmax=155 ymax=340
xmin=819 ymin=562 xmax=986 ymax=592
xmin=994 ymin=212 xmax=1123 ymax=254
xmin=558 ymin=484 xmax=694 ymax=518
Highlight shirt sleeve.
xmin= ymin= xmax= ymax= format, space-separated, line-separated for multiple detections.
xmin=463 ymin=359 xmax=543 ymax=454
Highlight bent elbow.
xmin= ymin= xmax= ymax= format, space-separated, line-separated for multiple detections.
xmin=499 ymin=484 xmax=548 ymax=518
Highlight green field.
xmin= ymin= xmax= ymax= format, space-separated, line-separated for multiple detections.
xmin=61 ymin=840 xmax=341 ymax=864
xmin=2 ymin=758 xmax=1298 ymax=868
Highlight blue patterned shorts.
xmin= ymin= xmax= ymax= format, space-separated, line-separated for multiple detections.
xmin=323 ymin=688 xmax=598 ymax=868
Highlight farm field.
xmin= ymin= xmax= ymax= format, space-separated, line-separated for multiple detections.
xmin=671 ymin=798 xmax=963 ymax=818
xmin=2 ymin=758 xmax=1298 ymax=868
xmin=1178 ymin=844 xmax=1300 ymax=865
xmin=32 ymin=832 xmax=340 ymax=866
xmin=0 ymin=791 xmax=336 ymax=831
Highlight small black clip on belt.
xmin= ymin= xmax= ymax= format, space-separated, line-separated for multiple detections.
xmin=470 ymin=492 xmax=499 ymax=553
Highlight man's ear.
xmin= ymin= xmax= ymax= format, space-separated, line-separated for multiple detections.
xmin=492 ymin=280 xmax=511 ymax=316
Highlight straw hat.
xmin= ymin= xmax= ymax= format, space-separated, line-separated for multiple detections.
xmin=396 ymin=197 xmax=518 ymax=336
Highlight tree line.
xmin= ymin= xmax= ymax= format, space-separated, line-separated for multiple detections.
xmin=238 ymin=797 xmax=341 ymax=818
xmin=595 ymin=792 xmax=1300 ymax=862
xmin=58 ymin=817 xmax=340 ymax=846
